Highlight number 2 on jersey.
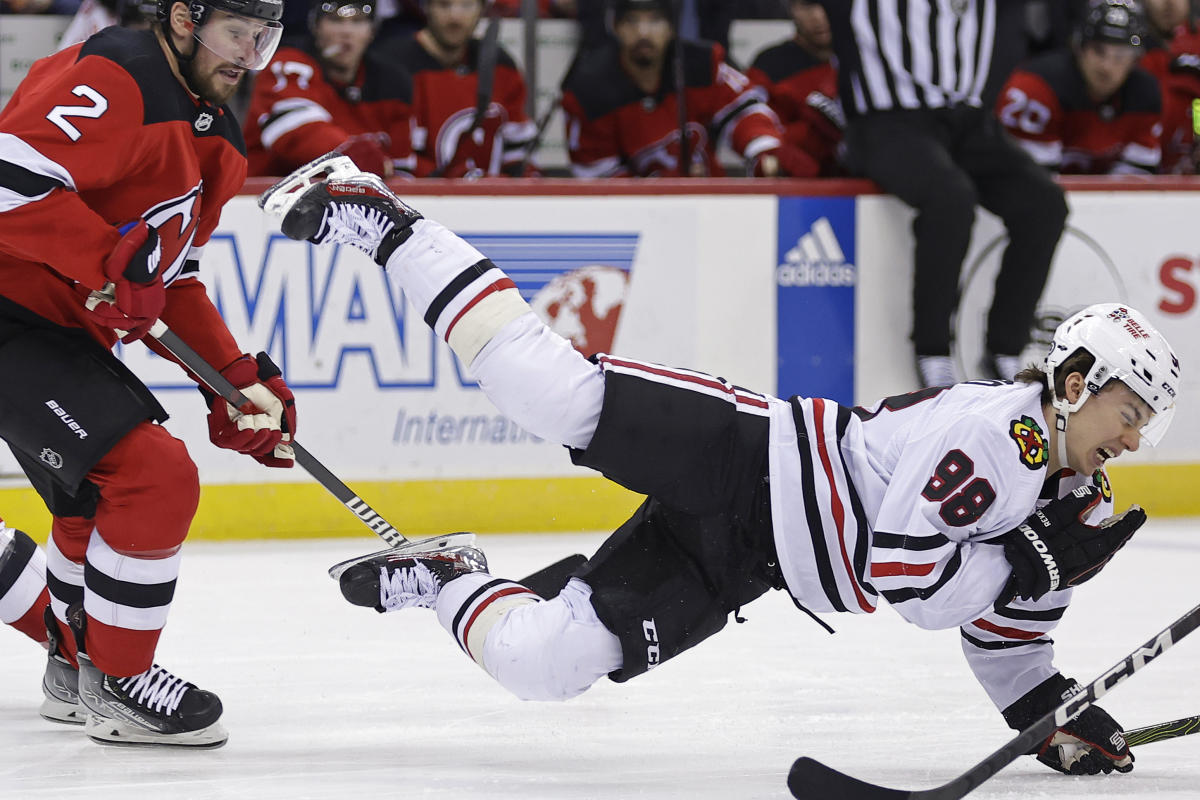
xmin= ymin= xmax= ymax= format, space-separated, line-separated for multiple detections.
xmin=46 ymin=85 xmax=108 ymax=142
xmin=921 ymin=450 xmax=996 ymax=527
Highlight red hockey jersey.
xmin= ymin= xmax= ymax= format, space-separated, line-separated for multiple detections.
xmin=0 ymin=27 xmax=244 ymax=368
xmin=243 ymin=41 xmax=417 ymax=178
xmin=392 ymin=35 xmax=537 ymax=177
xmin=1141 ymin=23 xmax=1200 ymax=174
xmin=997 ymin=49 xmax=1162 ymax=174
xmin=747 ymin=39 xmax=844 ymax=176
xmin=560 ymin=40 xmax=782 ymax=177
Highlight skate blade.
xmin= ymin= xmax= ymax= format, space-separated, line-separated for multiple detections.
xmin=258 ymin=153 xmax=360 ymax=217
xmin=39 ymin=697 xmax=85 ymax=725
xmin=84 ymin=714 xmax=228 ymax=748
xmin=327 ymin=532 xmax=477 ymax=580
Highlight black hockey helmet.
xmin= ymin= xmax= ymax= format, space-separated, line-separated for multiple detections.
xmin=310 ymin=0 xmax=377 ymax=23
xmin=156 ymin=0 xmax=284 ymax=24
xmin=157 ymin=0 xmax=284 ymax=70
xmin=1077 ymin=0 xmax=1149 ymax=48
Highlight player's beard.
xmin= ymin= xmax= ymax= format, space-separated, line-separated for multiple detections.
xmin=185 ymin=56 xmax=242 ymax=105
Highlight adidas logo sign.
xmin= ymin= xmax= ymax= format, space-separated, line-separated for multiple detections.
xmin=777 ymin=216 xmax=855 ymax=287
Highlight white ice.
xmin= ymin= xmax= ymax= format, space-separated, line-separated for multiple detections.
xmin=2 ymin=520 xmax=1198 ymax=800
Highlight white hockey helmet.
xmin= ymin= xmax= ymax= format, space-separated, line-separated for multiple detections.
xmin=1043 ymin=303 xmax=1180 ymax=446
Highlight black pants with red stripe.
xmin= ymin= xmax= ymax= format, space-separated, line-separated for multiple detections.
xmin=568 ymin=364 xmax=783 ymax=681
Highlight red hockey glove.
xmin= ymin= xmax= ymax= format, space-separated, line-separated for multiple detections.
xmin=1001 ymin=486 xmax=1144 ymax=601
xmin=334 ymin=133 xmax=394 ymax=178
xmin=753 ymin=144 xmax=820 ymax=178
xmin=204 ymin=352 xmax=297 ymax=468
xmin=86 ymin=221 xmax=164 ymax=343
xmin=1003 ymin=674 xmax=1134 ymax=776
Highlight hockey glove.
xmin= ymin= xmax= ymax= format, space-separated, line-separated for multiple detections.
xmin=1001 ymin=485 xmax=1144 ymax=601
xmin=334 ymin=133 xmax=394 ymax=178
xmin=85 ymin=221 xmax=164 ymax=343
xmin=204 ymin=352 xmax=296 ymax=468
xmin=1003 ymin=674 xmax=1134 ymax=776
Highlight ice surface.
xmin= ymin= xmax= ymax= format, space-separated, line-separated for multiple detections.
xmin=2 ymin=521 xmax=1197 ymax=799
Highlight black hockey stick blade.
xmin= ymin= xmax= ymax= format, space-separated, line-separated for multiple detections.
xmin=519 ymin=553 xmax=587 ymax=599
xmin=1125 ymin=714 xmax=1200 ymax=748
xmin=787 ymin=600 xmax=1200 ymax=800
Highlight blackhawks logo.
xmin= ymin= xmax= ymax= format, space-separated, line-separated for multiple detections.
xmin=1009 ymin=415 xmax=1048 ymax=470
xmin=1093 ymin=469 xmax=1113 ymax=502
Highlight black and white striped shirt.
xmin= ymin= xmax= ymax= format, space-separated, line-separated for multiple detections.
xmin=823 ymin=0 xmax=1024 ymax=117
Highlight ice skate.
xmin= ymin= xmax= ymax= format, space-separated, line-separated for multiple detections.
xmin=67 ymin=605 xmax=227 ymax=748
xmin=40 ymin=607 xmax=82 ymax=725
xmin=258 ymin=153 xmax=423 ymax=265
xmin=336 ymin=540 xmax=488 ymax=613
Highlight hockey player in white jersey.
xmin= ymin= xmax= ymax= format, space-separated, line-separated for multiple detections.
xmin=260 ymin=154 xmax=1181 ymax=779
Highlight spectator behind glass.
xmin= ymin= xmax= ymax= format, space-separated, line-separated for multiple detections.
xmin=57 ymin=0 xmax=156 ymax=50
xmin=746 ymin=0 xmax=844 ymax=176
xmin=822 ymin=0 xmax=1068 ymax=387
xmin=999 ymin=0 xmax=1162 ymax=175
xmin=1139 ymin=0 xmax=1200 ymax=172
xmin=560 ymin=0 xmax=817 ymax=177
xmin=382 ymin=0 xmax=540 ymax=177
xmin=243 ymin=0 xmax=418 ymax=177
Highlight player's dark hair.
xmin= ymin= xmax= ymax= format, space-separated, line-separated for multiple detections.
xmin=1016 ymin=348 xmax=1097 ymax=406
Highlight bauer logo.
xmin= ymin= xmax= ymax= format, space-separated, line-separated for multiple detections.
xmin=777 ymin=197 xmax=856 ymax=403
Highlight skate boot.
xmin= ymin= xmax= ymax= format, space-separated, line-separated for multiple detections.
xmin=258 ymin=153 xmax=423 ymax=266
xmin=66 ymin=604 xmax=227 ymax=748
xmin=337 ymin=542 xmax=488 ymax=613
xmin=40 ymin=607 xmax=83 ymax=725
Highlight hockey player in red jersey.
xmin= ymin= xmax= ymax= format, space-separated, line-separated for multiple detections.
xmin=0 ymin=0 xmax=299 ymax=747
xmin=263 ymin=153 xmax=1180 ymax=778
xmin=560 ymin=0 xmax=815 ymax=177
xmin=244 ymin=0 xmax=418 ymax=178
xmin=386 ymin=0 xmax=539 ymax=177
xmin=0 ymin=520 xmax=52 ymax=648
xmin=746 ymin=0 xmax=844 ymax=176
xmin=1139 ymin=0 xmax=1200 ymax=173
xmin=998 ymin=0 xmax=1163 ymax=174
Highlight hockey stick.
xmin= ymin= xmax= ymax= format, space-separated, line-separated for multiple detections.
xmin=1124 ymin=714 xmax=1200 ymax=748
xmin=86 ymin=289 xmax=588 ymax=594
xmin=787 ymin=600 xmax=1200 ymax=800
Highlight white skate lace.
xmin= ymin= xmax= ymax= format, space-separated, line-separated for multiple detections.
xmin=379 ymin=562 xmax=442 ymax=611
xmin=317 ymin=202 xmax=395 ymax=251
xmin=116 ymin=665 xmax=190 ymax=715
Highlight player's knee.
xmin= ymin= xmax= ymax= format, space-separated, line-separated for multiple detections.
xmin=93 ymin=424 xmax=199 ymax=553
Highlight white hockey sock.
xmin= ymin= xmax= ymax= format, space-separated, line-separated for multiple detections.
xmin=384 ymin=219 xmax=530 ymax=365
xmin=436 ymin=572 xmax=541 ymax=670
xmin=0 ymin=524 xmax=46 ymax=625
xmin=437 ymin=575 xmax=622 ymax=701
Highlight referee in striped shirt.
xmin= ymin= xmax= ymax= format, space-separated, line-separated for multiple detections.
xmin=821 ymin=0 xmax=1069 ymax=386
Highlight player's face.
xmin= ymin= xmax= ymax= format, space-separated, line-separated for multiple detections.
xmin=1065 ymin=380 xmax=1153 ymax=473
xmin=186 ymin=27 xmax=250 ymax=105
xmin=791 ymin=0 xmax=832 ymax=52
xmin=425 ymin=0 xmax=483 ymax=52
xmin=615 ymin=10 xmax=673 ymax=69
xmin=1077 ymin=41 xmax=1141 ymax=101
xmin=1143 ymin=0 xmax=1190 ymax=37
xmin=315 ymin=14 xmax=374 ymax=73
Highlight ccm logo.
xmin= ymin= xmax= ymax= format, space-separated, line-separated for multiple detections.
xmin=642 ymin=618 xmax=661 ymax=669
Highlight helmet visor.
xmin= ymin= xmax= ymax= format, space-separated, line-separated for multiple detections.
xmin=1138 ymin=403 xmax=1174 ymax=446
xmin=194 ymin=11 xmax=283 ymax=70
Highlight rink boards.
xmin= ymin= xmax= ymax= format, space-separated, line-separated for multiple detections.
xmin=0 ymin=178 xmax=1196 ymax=538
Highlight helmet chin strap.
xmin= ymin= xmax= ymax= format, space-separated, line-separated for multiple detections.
xmin=161 ymin=19 xmax=207 ymax=98
xmin=1053 ymin=408 xmax=1072 ymax=472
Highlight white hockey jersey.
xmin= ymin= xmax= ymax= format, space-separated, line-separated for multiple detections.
xmin=768 ymin=381 xmax=1112 ymax=710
